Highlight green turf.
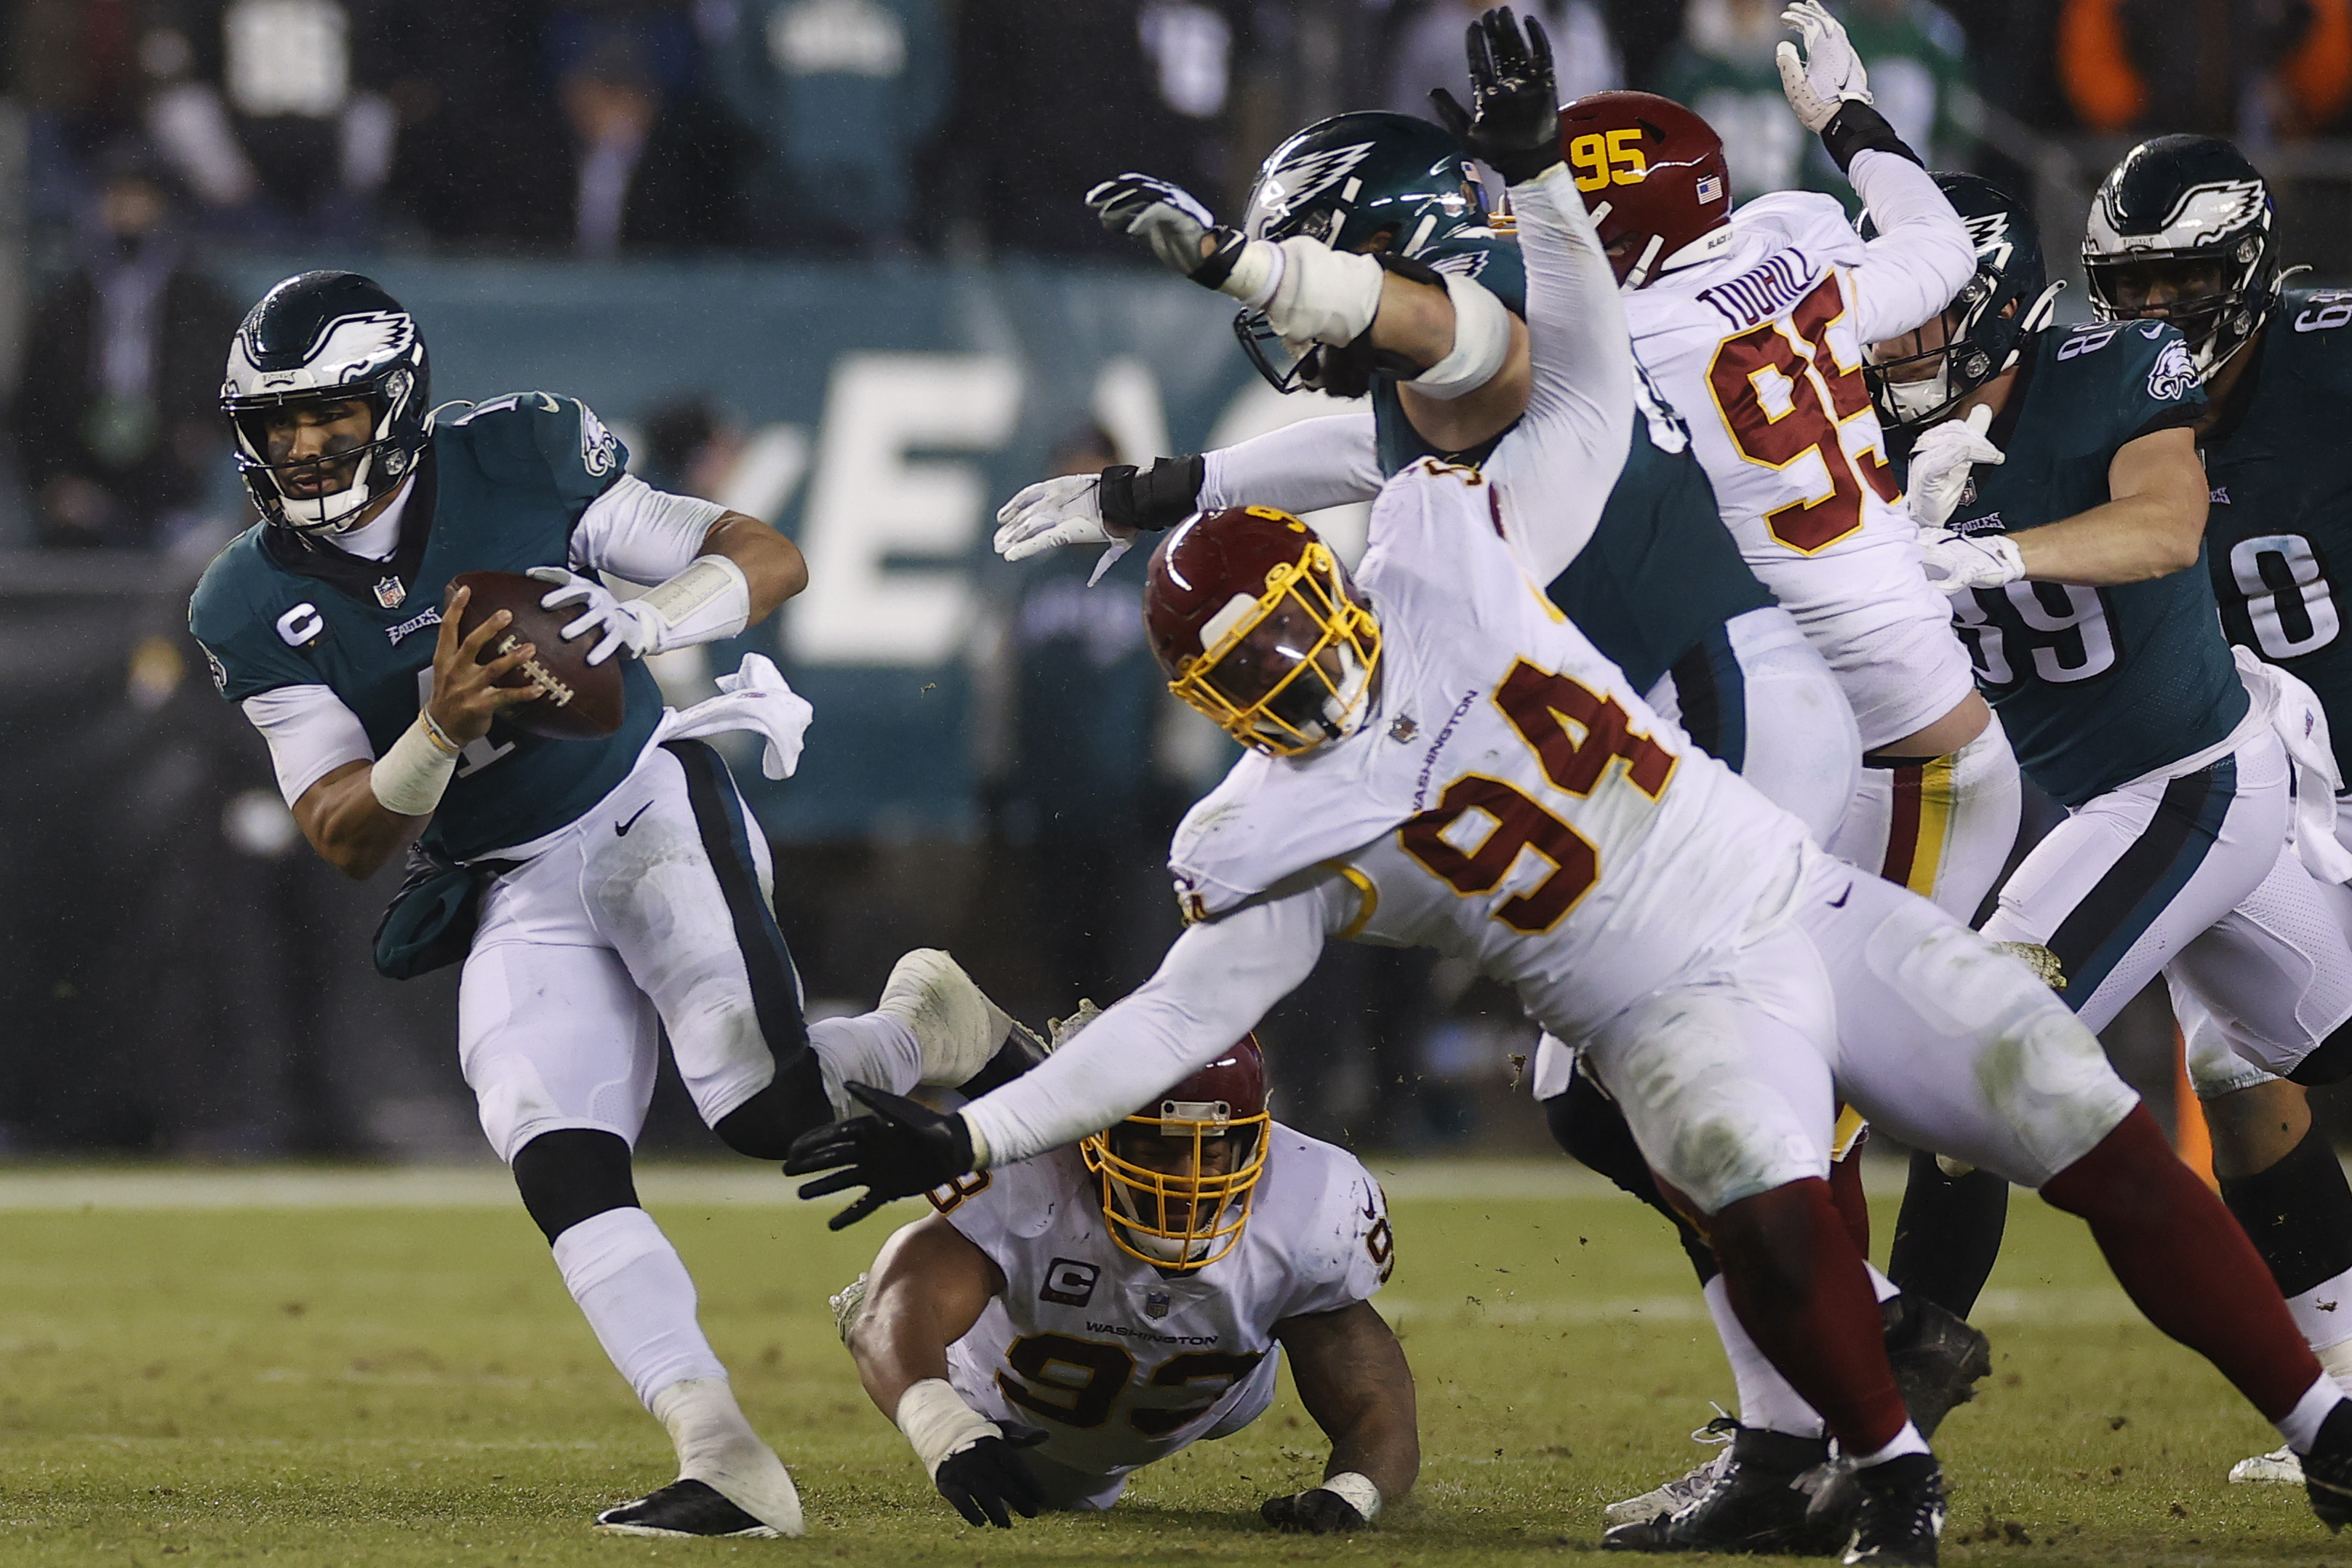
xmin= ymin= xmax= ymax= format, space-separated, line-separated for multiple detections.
xmin=0 ymin=1177 xmax=2336 ymax=1567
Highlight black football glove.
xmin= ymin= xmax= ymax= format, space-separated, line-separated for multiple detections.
xmin=1085 ymin=172 xmax=1253 ymax=289
xmin=1428 ymin=7 xmax=1562 ymax=185
xmin=1261 ymin=1485 xmax=1371 ymax=1534
xmin=782 ymin=1082 xmax=977 ymax=1231
xmin=935 ymin=1425 xmax=1049 ymax=1528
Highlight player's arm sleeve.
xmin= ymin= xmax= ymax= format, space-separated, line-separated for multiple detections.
xmin=241 ymin=684 xmax=375 ymax=806
xmin=1199 ymin=415 xmax=1385 ymax=515
xmin=1499 ymin=162 xmax=1636 ymax=580
xmin=1847 ymin=149 xmax=1977 ymax=343
xmin=568 ymin=473 xmax=729 ymax=583
xmin=959 ymin=881 xmax=1346 ymax=1167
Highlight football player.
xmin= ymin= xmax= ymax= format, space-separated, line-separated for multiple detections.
xmin=185 ymin=272 xmax=1029 ymax=1537
xmin=791 ymin=84 xmax=2352 ymax=1564
xmin=2075 ymin=135 xmax=2352 ymax=1487
xmin=995 ymin=7 xmax=2001 ymax=1538
xmin=833 ymin=1030 xmax=1415 ymax=1532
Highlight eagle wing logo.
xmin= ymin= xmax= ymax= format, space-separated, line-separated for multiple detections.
xmin=1247 ymin=141 xmax=1377 ymax=233
xmin=1962 ymin=212 xmax=2013 ymax=273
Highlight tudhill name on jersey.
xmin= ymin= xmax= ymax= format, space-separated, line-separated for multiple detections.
xmin=1697 ymin=249 xmax=1818 ymax=330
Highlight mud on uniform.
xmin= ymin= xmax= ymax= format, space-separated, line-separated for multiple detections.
xmin=925 ymin=1127 xmax=1391 ymax=1510
xmin=2196 ymin=285 xmax=2352 ymax=1093
xmin=1929 ymin=321 xmax=2352 ymax=1081
xmin=188 ymin=394 xmax=836 ymax=1159
xmin=1625 ymin=161 xmax=2018 ymax=918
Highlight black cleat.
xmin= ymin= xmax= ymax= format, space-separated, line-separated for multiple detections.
xmin=2303 ymin=1399 xmax=2352 ymax=1531
xmin=595 ymin=1479 xmax=782 ymax=1539
xmin=1841 ymin=1453 xmax=1944 ymax=1566
xmin=1604 ymin=1425 xmax=1838 ymax=1555
xmin=1883 ymin=1295 xmax=1992 ymax=1441
xmin=1603 ymin=1413 xmax=1737 ymax=1529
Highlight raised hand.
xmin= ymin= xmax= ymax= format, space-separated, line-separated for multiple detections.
xmin=1086 ymin=173 xmax=1251 ymax=289
xmin=782 ymin=1082 xmax=978 ymax=1230
xmin=993 ymin=474 xmax=1119 ymax=561
xmin=1427 ymin=7 xmax=1560 ymax=184
xmin=1776 ymin=1 xmax=1872 ymax=133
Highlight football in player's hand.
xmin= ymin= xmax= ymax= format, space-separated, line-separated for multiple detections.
xmin=442 ymin=570 xmax=627 ymax=740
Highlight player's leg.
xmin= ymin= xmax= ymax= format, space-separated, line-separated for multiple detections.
xmin=1580 ymin=969 xmax=1940 ymax=1558
xmin=460 ymin=932 xmax=802 ymax=1538
xmin=1806 ymin=864 xmax=2352 ymax=1512
xmin=582 ymin=740 xmax=1011 ymax=1159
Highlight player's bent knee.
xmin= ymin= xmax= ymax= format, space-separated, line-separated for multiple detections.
xmin=712 ymin=1079 xmax=830 ymax=1161
xmin=511 ymin=1128 xmax=640 ymax=1244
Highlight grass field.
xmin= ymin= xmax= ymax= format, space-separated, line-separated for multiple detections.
xmin=0 ymin=1161 xmax=2337 ymax=1567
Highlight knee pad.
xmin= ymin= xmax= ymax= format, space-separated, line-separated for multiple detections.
xmin=512 ymin=1128 xmax=639 ymax=1244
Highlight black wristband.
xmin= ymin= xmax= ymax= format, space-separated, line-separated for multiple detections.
xmin=1098 ymin=454 xmax=1207 ymax=532
xmin=1190 ymin=228 xmax=1250 ymax=289
xmin=1820 ymin=101 xmax=1920 ymax=174
xmin=1487 ymin=147 xmax=1563 ymax=185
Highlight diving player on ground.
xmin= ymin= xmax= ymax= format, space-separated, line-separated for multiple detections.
xmin=2071 ymin=133 xmax=2352 ymax=1486
xmin=791 ymin=74 xmax=2352 ymax=1564
xmin=833 ymin=1031 xmax=1416 ymax=1532
xmin=186 ymin=272 xmax=1026 ymax=1537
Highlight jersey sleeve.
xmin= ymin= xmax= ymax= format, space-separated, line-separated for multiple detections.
xmin=1200 ymin=415 xmax=1383 ymax=515
xmin=1845 ymin=150 xmax=1976 ymax=343
xmin=1425 ymin=233 xmax=1526 ymax=318
xmin=2056 ymin=321 xmax=2207 ymax=445
xmin=532 ymin=395 xmax=631 ymax=512
xmin=188 ymin=551 xmax=324 ymax=703
xmin=1276 ymin=1145 xmax=1393 ymax=1319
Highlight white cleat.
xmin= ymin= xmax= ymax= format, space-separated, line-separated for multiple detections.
xmin=2229 ymin=1445 xmax=2304 ymax=1484
xmin=879 ymin=948 xmax=1012 ymax=1088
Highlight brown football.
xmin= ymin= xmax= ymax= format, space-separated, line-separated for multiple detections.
xmin=442 ymin=569 xmax=628 ymax=740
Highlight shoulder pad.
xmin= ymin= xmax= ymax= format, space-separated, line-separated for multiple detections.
xmin=186 ymin=527 xmax=329 ymax=702
xmin=439 ymin=392 xmax=628 ymax=507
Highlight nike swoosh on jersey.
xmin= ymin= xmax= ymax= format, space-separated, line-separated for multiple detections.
xmin=615 ymin=801 xmax=654 ymax=836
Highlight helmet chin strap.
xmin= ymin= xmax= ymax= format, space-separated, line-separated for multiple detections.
xmin=278 ymin=449 xmax=380 ymax=534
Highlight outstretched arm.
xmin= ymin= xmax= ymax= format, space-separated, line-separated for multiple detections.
xmin=1201 ymin=414 xmax=1386 ymax=514
xmin=846 ymin=1216 xmax=1002 ymax=1420
xmin=1267 ymin=1300 xmax=1420 ymax=1528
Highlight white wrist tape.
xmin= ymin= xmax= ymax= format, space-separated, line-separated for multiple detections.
xmin=1405 ymin=274 xmax=1513 ymax=400
xmin=1260 ymin=238 xmax=1386 ymax=347
xmin=895 ymin=1377 xmax=1000 ymax=1479
xmin=964 ymin=1114 xmax=991 ymax=1172
xmin=636 ymin=554 xmax=751 ymax=655
xmin=1319 ymin=1471 xmax=1382 ymax=1521
xmin=369 ymin=713 xmax=459 ymax=816
xmin=1219 ymin=238 xmax=1286 ymax=309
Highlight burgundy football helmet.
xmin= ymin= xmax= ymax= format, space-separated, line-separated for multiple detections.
xmin=1557 ymin=91 xmax=1735 ymax=289
xmin=1081 ymin=1034 xmax=1272 ymax=1270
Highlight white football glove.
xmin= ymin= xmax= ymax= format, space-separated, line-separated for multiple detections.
xmin=529 ymin=567 xmax=661 ymax=666
xmin=1086 ymin=173 xmax=1233 ymax=281
xmin=1904 ymin=404 xmax=2004 ymax=529
xmin=1919 ymin=527 xmax=2025 ymax=592
xmin=992 ymin=476 xmax=1137 ymax=584
xmin=1775 ymin=1 xmax=1872 ymax=133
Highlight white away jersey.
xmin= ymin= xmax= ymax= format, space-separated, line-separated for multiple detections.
xmin=1171 ymin=458 xmax=1815 ymax=1044
xmin=934 ymin=1124 xmax=1391 ymax=1489
xmin=1626 ymin=192 xmax=1975 ymax=749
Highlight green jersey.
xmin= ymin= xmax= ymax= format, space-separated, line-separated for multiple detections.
xmin=188 ymin=393 xmax=664 ymax=861
xmin=1370 ymin=233 xmax=1773 ymax=697
xmin=2201 ymin=287 xmax=2352 ymax=777
xmin=1937 ymin=320 xmax=2231 ymax=807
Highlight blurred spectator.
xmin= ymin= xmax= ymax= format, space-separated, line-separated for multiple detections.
xmin=9 ymin=141 xmax=240 ymax=550
xmin=636 ymin=395 xmax=743 ymax=496
xmin=7 ymin=0 xmax=150 ymax=226
xmin=372 ymin=0 xmax=574 ymax=247
xmin=934 ymin=0 xmax=1244 ymax=257
xmin=552 ymin=25 xmax=754 ymax=255
xmin=1000 ymin=424 xmax=1182 ymax=1003
xmin=2058 ymin=0 xmax=2352 ymax=138
xmin=711 ymin=0 xmax=951 ymax=253
xmin=1654 ymin=0 xmax=1972 ymax=199
xmin=1385 ymin=0 xmax=1623 ymax=121
xmin=138 ymin=0 xmax=399 ymax=241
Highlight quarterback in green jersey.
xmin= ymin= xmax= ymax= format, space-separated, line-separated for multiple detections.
xmin=186 ymin=272 xmax=1033 ymax=1537
xmin=2084 ymin=133 xmax=2352 ymax=1487
xmin=1871 ymin=172 xmax=2352 ymax=1465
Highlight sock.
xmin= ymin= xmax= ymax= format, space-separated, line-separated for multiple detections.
xmin=2279 ymin=1375 xmax=2344 ymax=1454
xmin=809 ymin=1012 xmax=924 ymax=1119
xmin=1852 ymin=1420 xmax=1932 ymax=1467
xmin=1711 ymin=1178 xmax=1911 ymax=1457
xmin=650 ymin=1377 xmax=804 ymax=1535
xmin=1703 ymin=1273 xmax=1824 ymax=1437
xmin=1889 ymin=1146 xmax=2009 ymax=1318
xmin=2041 ymin=1105 xmax=2326 ymax=1423
xmin=1828 ymin=1143 xmax=1871 ymax=1255
xmin=2220 ymin=1122 xmax=2352 ymax=1364
xmin=551 ymin=1207 xmax=727 ymax=1406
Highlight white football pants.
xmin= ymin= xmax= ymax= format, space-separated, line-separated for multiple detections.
xmin=1582 ymin=844 xmax=2140 ymax=1217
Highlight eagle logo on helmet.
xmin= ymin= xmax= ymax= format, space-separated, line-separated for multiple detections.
xmin=1247 ymin=140 xmax=1377 ymax=236
xmin=2089 ymin=177 xmax=2267 ymax=253
xmin=1963 ymin=212 xmax=2014 ymax=273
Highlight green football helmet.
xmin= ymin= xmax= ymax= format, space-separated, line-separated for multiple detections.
xmin=1235 ymin=111 xmax=1490 ymax=393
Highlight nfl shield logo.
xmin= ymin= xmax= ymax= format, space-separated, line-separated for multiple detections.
xmin=374 ymin=576 xmax=407 ymax=609
xmin=1145 ymin=1291 xmax=1170 ymax=1321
